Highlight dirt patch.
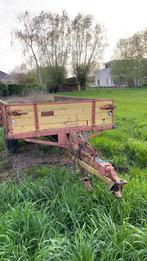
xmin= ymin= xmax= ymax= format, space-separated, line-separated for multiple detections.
xmin=0 ymin=143 xmax=74 ymax=183
xmin=11 ymin=144 xmax=73 ymax=170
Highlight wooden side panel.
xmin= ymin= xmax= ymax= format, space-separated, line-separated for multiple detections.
xmin=37 ymin=102 xmax=92 ymax=130
xmin=95 ymin=101 xmax=113 ymax=125
xmin=7 ymin=99 xmax=114 ymax=136
xmin=8 ymin=105 xmax=35 ymax=133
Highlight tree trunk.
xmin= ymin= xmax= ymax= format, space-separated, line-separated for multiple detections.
xmin=30 ymin=46 xmax=43 ymax=87
xmin=36 ymin=66 xmax=43 ymax=86
xmin=78 ymin=77 xmax=87 ymax=91
xmin=80 ymin=82 xmax=86 ymax=90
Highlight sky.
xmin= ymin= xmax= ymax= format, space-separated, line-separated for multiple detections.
xmin=0 ymin=0 xmax=147 ymax=73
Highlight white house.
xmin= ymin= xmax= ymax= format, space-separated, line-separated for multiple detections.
xmin=95 ymin=62 xmax=115 ymax=87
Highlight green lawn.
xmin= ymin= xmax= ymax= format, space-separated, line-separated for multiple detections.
xmin=0 ymin=88 xmax=147 ymax=260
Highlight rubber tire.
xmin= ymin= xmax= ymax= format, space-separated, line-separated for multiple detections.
xmin=4 ymin=137 xmax=19 ymax=154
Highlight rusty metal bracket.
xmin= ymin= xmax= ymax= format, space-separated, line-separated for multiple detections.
xmin=10 ymin=110 xmax=28 ymax=116
xmin=68 ymin=131 xmax=127 ymax=198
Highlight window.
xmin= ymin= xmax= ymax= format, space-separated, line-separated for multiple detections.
xmin=106 ymin=78 xmax=109 ymax=85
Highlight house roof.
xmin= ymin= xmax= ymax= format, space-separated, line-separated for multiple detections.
xmin=0 ymin=71 xmax=9 ymax=80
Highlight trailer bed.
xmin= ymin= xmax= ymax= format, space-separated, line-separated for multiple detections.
xmin=0 ymin=95 xmax=115 ymax=140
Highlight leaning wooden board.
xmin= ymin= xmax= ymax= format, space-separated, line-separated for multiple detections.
xmin=0 ymin=96 xmax=115 ymax=139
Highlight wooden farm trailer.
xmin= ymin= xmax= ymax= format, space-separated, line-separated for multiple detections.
xmin=0 ymin=95 xmax=127 ymax=197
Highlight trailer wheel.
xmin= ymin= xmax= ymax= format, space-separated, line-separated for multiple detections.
xmin=4 ymin=135 xmax=19 ymax=154
xmin=4 ymin=138 xmax=19 ymax=154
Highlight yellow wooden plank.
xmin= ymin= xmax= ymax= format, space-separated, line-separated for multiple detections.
xmin=9 ymin=105 xmax=34 ymax=112
xmin=95 ymin=119 xmax=112 ymax=125
xmin=54 ymin=108 xmax=92 ymax=116
xmin=9 ymin=117 xmax=35 ymax=126
xmin=37 ymin=103 xmax=92 ymax=112
xmin=12 ymin=125 xmax=36 ymax=133
xmin=10 ymin=113 xmax=34 ymax=119
xmin=10 ymin=113 xmax=92 ymax=129
xmin=38 ymin=120 xmax=89 ymax=130
xmin=38 ymin=113 xmax=92 ymax=125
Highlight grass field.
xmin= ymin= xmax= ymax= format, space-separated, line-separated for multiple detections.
xmin=0 ymin=88 xmax=147 ymax=260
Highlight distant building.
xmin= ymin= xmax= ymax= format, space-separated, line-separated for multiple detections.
xmin=0 ymin=71 xmax=11 ymax=84
xmin=95 ymin=62 xmax=115 ymax=87
xmin=95 ymin=60 xmax=147 ymax=87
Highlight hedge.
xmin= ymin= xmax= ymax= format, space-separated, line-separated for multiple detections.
xmin=0 ymin=84 xmax=38 ymax=97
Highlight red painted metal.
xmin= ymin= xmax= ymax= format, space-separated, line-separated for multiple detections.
xmin=41 ymin=111 xmax=54 ymax=117
xmin=10 ymin=110 xmax=28 ymax=116
xmin=3 ymin=105 xmax=11 ymax=137
xmin=33 ymin=104 xmax=39 ymax=131
xmin=67 ymin=132 xmax=127 ymax=198
xmin=7 ymin=97 xmax=114 ymax=107
xmin=6 ymin=106 xmax=13 ymax=134
xmin=92 ymin=100 xmax=96 ymax=127
xmin=99 ymin=104 xmax=116 ymax=110
xmin=7 ymin=124 xmax=115 ymax=140
xmin=24 ymin=138 xmax=59 ymax=146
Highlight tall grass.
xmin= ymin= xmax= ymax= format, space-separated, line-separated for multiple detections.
xmin=0 ymin=88 xmax=147 ymax=260
xmin=0 ymin=166 xmax=146 ymax=260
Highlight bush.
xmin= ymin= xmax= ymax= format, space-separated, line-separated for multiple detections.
xmin=0 ymin=83 xmax=38 ymax=97
xmin=7 ymin=84 xmax=24 ymax=96
xmin=41 ymin=66 xmax=67 ymax=92
xmin=0 ymin=83 xmax=8 ymax=97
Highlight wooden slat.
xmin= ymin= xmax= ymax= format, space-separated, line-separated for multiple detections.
xmin=11 ymin=125 xmax=36 ymax=133
xmin=38 ymin=114 xmax=92 ymax=125
xmin=95 ymin=119 xmax=112 ymax=125
xmin=9 ymin=105 xmax=34 ymax=133
xmin=38 ymin=120 xmax=89 ymax=130
xmin=9 ymin=105 xmax=33 ymax=112
xmin=53 ymin=108 xmax=92 ymax=116
xmin=37 ymin=103 xmax=92 ymax=112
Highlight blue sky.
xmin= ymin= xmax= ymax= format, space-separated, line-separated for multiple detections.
xmin=0 ymin=0 xmax=147 ymax=73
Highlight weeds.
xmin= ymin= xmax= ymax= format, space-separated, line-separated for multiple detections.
xmin=0 ymin=166 xmax=146 ymax=260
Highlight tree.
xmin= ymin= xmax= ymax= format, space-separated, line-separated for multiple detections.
xmin=111 ymin=59 xmax=143 ymax=87
xmin=33 ymin=10 xmax=70 ymax=91
xmin=34 ymin=10 xmax=71 ymax=68
xmin=12 ymin=11 xmax=43 ymax=85
xmin=13 ymin=11 xmax=106 ymax=91
xmin=41 ymin=66 xmax=67 ymax=92
xmin=13 ymin=10 xmax=70 ymax=90
xmin=111 ymin=30 xmax=147 ymax=87
xmin=71 ymin=14 xmax=106 ymax=90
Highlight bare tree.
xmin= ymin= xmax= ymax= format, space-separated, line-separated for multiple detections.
xmin=12 ymin=11 xmax=43 ymax=85
xmin=71 ymin=14 xmax=106 ymax=90
xmin=13 ymin=11 xmax=106 ymax=91
xmin=34 ymin=10 xmax=71 ymax=68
